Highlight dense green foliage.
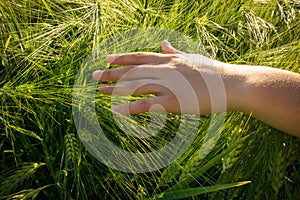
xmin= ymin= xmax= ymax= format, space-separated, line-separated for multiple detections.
xmin=1 ymin=0 xmax=300 ymax=199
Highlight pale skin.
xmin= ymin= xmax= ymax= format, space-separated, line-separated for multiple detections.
xmin=93 ymin=40 xmax=300 ymax=138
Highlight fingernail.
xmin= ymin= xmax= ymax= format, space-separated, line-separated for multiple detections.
xmin=99 ymin=84 xmax=108 ymax=92
xmin=111 ymin=105 xmax=121 ymax=113
xmin=163 ymin=40 xmax=170 ymax=45
xmin=106 ymin=54 xmax=120 ymax=63
xmin=92 ymin=70 xmax=103 ymax=80
xmin=111 ymin=105 xmax=129 ymax=115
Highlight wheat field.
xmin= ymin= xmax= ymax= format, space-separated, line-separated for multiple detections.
xmin=0 ymin=0 xmax=300 ymax=199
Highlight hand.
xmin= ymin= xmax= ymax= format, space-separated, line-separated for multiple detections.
xmin=92 ymin=41 xmax=228 ymax=115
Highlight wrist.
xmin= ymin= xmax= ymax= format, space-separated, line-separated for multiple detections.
xmin=218 ymin=62 xmax=249 ymax=112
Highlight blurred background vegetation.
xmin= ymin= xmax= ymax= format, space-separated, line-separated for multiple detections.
xmin=0 ymin=0 xmax=300 ymax=199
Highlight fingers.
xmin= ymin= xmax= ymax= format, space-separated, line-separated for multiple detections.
xmin=161 ymin=40 xmax=184 ymax=54
xmin=112 ymin=96 xmax=170 ymax=114
xmin=93 ymin=64 xmax=173 ymax=82
xmin=99 ymin=80 xmax=167 ymax=95
xmin=93 ymin=66 xmax=135 ymax=81
xmin=93 ymin=40 xmax=184 ymax=81
xmin=105 ymin=40 xmax=183 ymax=65
xmin=106 ymin=52 xmax=174 ymax=65
xmin=93 ymin=40 xmax=185 ymax=115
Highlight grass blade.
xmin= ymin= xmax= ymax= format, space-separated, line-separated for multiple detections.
xmin=9 ymin=125 xmax=42 ymax=141
xmin=157 ymin=181 xmax=251 ymax=199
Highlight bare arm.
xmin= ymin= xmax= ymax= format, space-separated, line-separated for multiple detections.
xmin=223 ymin=63 xmax=300 ymax=137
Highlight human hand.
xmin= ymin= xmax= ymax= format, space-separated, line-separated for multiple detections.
xmin=92 ymin=40 xmax=228 ymax=115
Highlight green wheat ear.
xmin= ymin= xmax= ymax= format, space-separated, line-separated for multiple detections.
xmin=158 ymin=162 xmax=183 ymax=188
xmin=0 ymin=162 xmax=45 ymax=197
xmin=267 ymin=134 xmax=299 ymax=197
xmin=269 ymin=146 xmax=286 ymax=196
xmin=64 ymin=133 xmax=81 ymax=170
xmin=0 ymin=185 xmax=54 ymax=200
xmin=221 ymin=126 xmax=246 ymax=173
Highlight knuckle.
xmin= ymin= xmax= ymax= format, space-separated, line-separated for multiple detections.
xmin=102 ymin=70 xmax=112 ymax=79
xmin=165 ymin=95 xmax=179 ymax=106
xmin=167 ymin=94 xmax=177 ymax=101
xmin=136 ymin=100 xmax=151 ymax=109
xmin=134 ymin=52 xmax=146 ymax=60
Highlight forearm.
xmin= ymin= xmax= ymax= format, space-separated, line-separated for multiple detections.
xmin=221 ymin=63 xmax=300 ymax=137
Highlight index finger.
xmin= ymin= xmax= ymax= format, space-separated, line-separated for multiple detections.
xmin=106 ymin=52 xmax=177 ymax=65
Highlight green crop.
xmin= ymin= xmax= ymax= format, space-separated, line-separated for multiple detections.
xmin=0 ymin=0 xmax=299 ymax=199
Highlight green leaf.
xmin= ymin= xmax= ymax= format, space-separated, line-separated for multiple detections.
xmin=4 ymin=34 xmax=11 ymax=52
xmin=9 ymin=125 xmax=42 ymax=141
xmin=158 ymin=181 xmax=251 ymax=199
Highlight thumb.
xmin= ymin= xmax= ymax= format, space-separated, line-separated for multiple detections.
xmin=161 ymin=40 xmax=184 ymax=54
